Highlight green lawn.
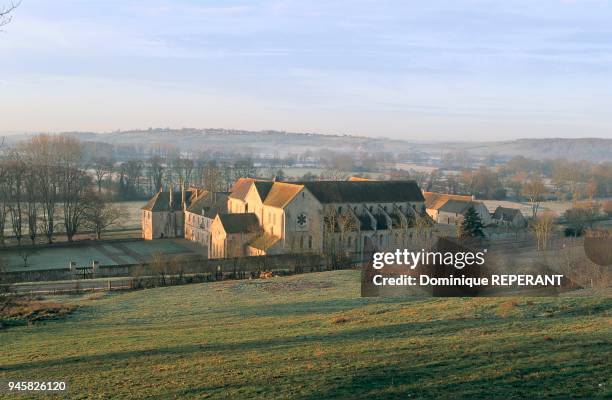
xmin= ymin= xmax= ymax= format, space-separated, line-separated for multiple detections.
xmin=1 ymin=270 xmax=610 ymax=399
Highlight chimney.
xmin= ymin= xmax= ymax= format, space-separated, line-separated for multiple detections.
xmin=181 ymin=180 xmax=186 ymax=211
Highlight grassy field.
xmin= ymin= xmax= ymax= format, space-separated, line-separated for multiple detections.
xmin=1 ymin=270 xmax=610 ymax=399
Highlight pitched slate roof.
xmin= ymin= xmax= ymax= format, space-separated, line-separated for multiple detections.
xmin=263 ymin=182 xmax=304 ymax=208
xmin=186 ymin=191 xmax=229 ymax=218
xmin=228 ymin=178 xmax=255 ymax=200
xmin=492 ymin=206 xmax=522 ymax=221
xmin=438 ymin=199 xmax=480 ymax=214
xmin=423 ymin=192 xmax=473 ymax=210
xmin=357 ymin=214 xmax=374 ymax=231
xmin=374 ymin=213 xmax=388 ymax=230
xmin=298 ymin=181 xmax=424 ymax=204
xmin=218 ymin=213 xmax=260 ymax=234
xmin=142 ymin=191 xmax=195 ymax=212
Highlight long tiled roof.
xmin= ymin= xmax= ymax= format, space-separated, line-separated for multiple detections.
xmin=298 ymin=181 xmax=424 ymax=204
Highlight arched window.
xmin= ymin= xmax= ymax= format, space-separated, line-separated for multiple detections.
xmin=338 ymin=206 xmax=343 ymax=214
xmin=300 ymin=236 xmax=304 ymax=249
xmin=379 ymin=234 xmax=384 ymax=246
xmin=348 ymin=236 xmax=352 ymax=247
xmin=308 ymin=236 xmax=313 ymax=249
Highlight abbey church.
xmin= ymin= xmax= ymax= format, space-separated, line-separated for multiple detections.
xmin=142 ymin=178 xmax=430 ymax=259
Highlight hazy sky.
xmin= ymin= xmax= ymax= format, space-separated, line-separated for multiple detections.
xmin=1 ymin=0 xmax=611 ymax=140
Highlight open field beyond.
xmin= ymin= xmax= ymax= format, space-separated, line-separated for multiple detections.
xmin=0 ymin=239 xmax=203 ymax=272
xmin=1 ymin=270 xmax=610 ymax=399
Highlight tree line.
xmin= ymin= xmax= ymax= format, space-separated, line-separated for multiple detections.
xmin=0 ymin=135 xmax=124 ymax=245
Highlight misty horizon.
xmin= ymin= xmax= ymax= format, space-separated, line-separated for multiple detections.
xmin=1 ymin=1 xmax=612 ymax=140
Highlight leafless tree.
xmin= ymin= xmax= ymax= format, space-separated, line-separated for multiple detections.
xmin=522 ymin=177 xmax=546 ymax=219
xmin=23 ymin=164 xmax=39 ymax=244
xmin=22 ymin=135 xmax=78 ymax=244
xmin=531 ymin=211 xmax=556 ymax=251
xmin=6 ymin=154 xmax=25 ymax=245
xmin=61 ymin=167 xmax=90 ymax=242
xmin=0 ymin=160 xmax=9 ymax=245
xmin=149 ymin=156 xmax=164 ymax=192
xmin=91 ymin=157 xmax=114 ymax=193
xmin=83 ymin=192 xmax=125 ymax=240
xmin=0 ymin=1 xmax=20 ymax=29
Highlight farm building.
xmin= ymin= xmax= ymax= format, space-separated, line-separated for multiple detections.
xmin=491 ymin=206 xmax=527 ymax=228
xmin=423 ymin=192 xmax=491 ymax=226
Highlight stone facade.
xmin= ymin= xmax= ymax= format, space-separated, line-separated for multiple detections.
xmin=142 ymin=179 xmax=434 ymax=260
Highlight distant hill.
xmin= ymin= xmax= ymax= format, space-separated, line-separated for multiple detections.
xmin=4 ymin=129 xmax=611 ymax=162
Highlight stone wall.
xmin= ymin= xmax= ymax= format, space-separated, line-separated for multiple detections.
xmin=2 ymin=253 xmax=329 ymax=283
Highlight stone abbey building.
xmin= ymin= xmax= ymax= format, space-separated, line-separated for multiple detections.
xmin=142 ymin=178 xmax=430 ymax=259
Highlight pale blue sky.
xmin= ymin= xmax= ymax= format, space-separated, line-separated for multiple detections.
xmin=1 ymin=0 xmax=611 ymax=140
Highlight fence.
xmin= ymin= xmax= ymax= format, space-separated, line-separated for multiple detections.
xmin=1 ymin=253 xmax=334 ymax=284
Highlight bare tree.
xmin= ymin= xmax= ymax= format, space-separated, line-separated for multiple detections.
xmin=0 ymin=1 xmax=20 ymax=29
xmin=531 ymin=211 xmax=556 ymax=251
xmin=149 ymin=156 xmax=165 ymax=192
xmin=23 ymin=164 xmax=39 ymax=244
xmin=0 ymin=160 xmax=9 ymax=245
xmin=83 ymin=193 xmax=125 ymax=240
xmin=61 ymin=168 xmax=90 ymax=242
xmin=22 ymin=135 xmax=73 ymax=244
xmin=202 ymin=160 xmax=223 ymax=192
xmin=522 ymin=177 xmax=546 ymax=219
xmin=6 ymin=154 xmax=25 ymax=245
xmin=91 ymin=157 xmax=114 ymax=193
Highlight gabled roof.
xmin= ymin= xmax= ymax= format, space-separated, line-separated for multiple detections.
xmin=373 ymin=213 xmax=388 ymax=230
xmin=228 ymin=178 xmax=256 ymax=200
xmin=218 ymin=213 xmax=260 ymax=234
xmin=254 ymin=181 xmax=274 ymax=200
xmin=247 ymin=232 xmax=281 ymax=251
xmin=187 ymin=191 xmax=229 ymax=218
xmin=263 ymin=182 xmax=304 ymax=208
xmin=142 ymin=191 xmax=195 ymax=212
xmin=439 ymin=199 xmax=481 ymax=214
xmin=357 ymin=214 xmax=374 ymax=231
xmin=298 ymin=181 xmax=424 ymax=204
xmin=423 ymin=192 xmax=473 ymax=210
xmin=492 ymin=206 xmax=523 ymax=221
